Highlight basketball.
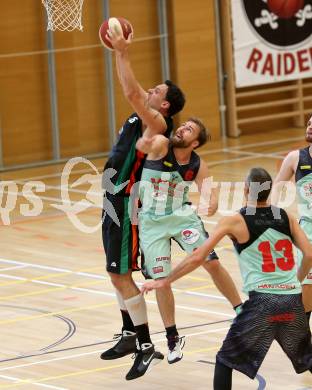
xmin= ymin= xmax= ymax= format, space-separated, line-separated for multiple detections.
xmin=99 ymin=17 xmax=133 ymax=50
xmin=267 ymin=0 xmax=304 ymax=19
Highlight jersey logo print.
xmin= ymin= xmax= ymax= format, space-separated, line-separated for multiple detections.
xmin=181 ymin=229 xmax=200 ymax=244
xmin=128 ymin=116 xmax=138 ymax=124
xmin=300 ymin=165 xmax=312 ymax=169
xmin=184 ymin=169 xmax=194 ymax=181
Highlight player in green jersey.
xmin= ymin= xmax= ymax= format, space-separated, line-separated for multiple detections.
xmin=142 ymin=167 xmax=312 ymax=389
xmin=100 ymin=26 xmax=185 ymax=380
xmin=273 ymin=114 xmax=312 ymax=326
xmin=136 ymin=118 xmax=242 ymax=364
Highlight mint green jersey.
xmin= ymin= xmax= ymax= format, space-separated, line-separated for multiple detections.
xmin=139 ymin=146 xmax=200 ymax=216
xmin=295 ymin=147 xmax=312 ymax=284
xmin=233 ymin=206 xmax=301 ymax=295
xmin=295 ymin=147 xmax=312 ymax=221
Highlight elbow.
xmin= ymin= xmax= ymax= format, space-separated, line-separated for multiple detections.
xmin=125 ymin=89 xmax=140 ymax=103
xmin=303 ymin=249 xmax=312 ymax=266
xmin=136 ymin=138 xmax=144 ymax=152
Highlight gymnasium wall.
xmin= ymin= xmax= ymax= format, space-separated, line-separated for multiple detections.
xmin=168 ymin=0 xmax=221 ymax=138
xmin=0 ymin=0 xmax=221 ymax=167
xmin=220 ymin=0 xmax=312 ymax=137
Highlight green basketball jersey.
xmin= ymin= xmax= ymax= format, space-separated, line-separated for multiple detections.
xmin=139 ymin=145 xmax=200 ymax=216
xmin=233 ymin=206 xmax=301 ymax=295
xmin=295 ymin=147 xmax=312 ymax=221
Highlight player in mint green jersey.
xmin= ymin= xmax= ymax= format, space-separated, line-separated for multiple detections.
xmin=136 ymin=118 xmax=242 ymax=364
xmin=273 ymin=114 xmax=312 ymax=325
xmin=142 ymin=167 xmax=312 ymax=389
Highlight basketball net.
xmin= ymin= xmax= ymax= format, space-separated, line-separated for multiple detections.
xmin=42 ymin=0 xmax=84 ymax=31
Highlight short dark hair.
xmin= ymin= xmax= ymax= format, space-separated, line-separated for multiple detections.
xmin=188 ymin=117 xmax=210 ymax=149
xmin=246 ymin=167 xmax=272 ymax=202
xmin=164 ymin=80 xmax=185 ymax=117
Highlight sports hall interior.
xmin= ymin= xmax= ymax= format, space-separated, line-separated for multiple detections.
xmin=1 ymin=1 xmax=311 ymax=389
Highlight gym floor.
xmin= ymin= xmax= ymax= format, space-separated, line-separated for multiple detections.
xmin=1 ymin=127 xmax=311 ymax=389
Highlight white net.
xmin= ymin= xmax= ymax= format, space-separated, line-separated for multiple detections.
xmin=42 ymin=0 xmax=84 ymax=31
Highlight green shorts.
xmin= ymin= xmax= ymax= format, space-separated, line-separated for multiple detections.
xmin=138 ymin=207 xmax=218 ymax=280
xmin=297 ymin=218 xmax=312 ymax=285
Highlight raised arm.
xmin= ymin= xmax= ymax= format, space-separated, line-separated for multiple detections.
xmin=271 ymin=151 xmax=298 ymax=205
xmin=106 ymin=29 xmax=167 ymax=134
xmin=288 ymin=213 xmax=312 ymax=282
xmin=136 ymin=134 xmax=169 ymax=159
xmin=274 ymin=150 xmax=298 ymax=183
xmin=195 ymin=159 xmax=218 ymax=216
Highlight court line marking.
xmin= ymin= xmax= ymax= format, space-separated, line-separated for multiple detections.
xmin=0 ymin=265 xmax=105 ymax=287
xmin=0 ymin=302 xmax=116 ymax=326
xmin=224 ymin=149 xmax=284 ymax=160
xmin=0 ymin=377 xmax=66 ymax=390
xmin=0 ymin=190 xmax=101 ymax=209
xmin=0 ymin=257 xmax=230 ymax=303
xmin=0 ymin=318 xmax=231 ymax=365
xmin=5 ymin=137 xmax=301 ymax=218
xmin=14 ymin=167 xmax=104 ymax=183
xmin=198 ymin=135 xmax=304 ymax=157
xmin=5 ymin=144 xmax=291 ymax=216
xmin=0 ymin=288 xmax=232 ymax=325
xmin=0 ymin=134 xmax=304 ymax=384
xmin=14 ymin=180 xmax=102 ymax=196
xmin=13 ymin=134 xmax=304 ymax=183
xmin=4 ymin=145 xmax=291 ymax=221
xmin=1 ymin=154 xmax=260 ymax=207
xmin=0 ymin=283 xmax=116 ymax=306
xmin=186 ymin=284 xmax=215 ymax=291
xmin=206 ymin=154 xmax=277 ymax=168
xmin=208 ymin=135 xmax=304 ymax=152
xmin=7 ymin=146 xmax=292 ymax=213
xmin=0 ymin=375 xmax=67 ymax=390
xmin=0 ymin=266 xmax=28 ymax=272
xmin=13 ymin=149 xmax=282 ymax=188
xmin=0 ymin=328 xmax=229 ymax=375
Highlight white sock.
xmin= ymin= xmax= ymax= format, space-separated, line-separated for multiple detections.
xmin=115 ymin=289 xmax=127 ymax=311
xmin=124 ymin=293 xmax=148 ymax=326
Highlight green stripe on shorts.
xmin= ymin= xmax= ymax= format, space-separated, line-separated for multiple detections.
xmin=120 ymin=197 xmax=130 ymax=274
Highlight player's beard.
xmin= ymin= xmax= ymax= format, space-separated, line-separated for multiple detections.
xmin=305 ymin=133 xmax=312 ymax=143
xmin=170 ymin=136 xmax=191 ymax=149
xmin=170 ymin=135 xmax=193 ymax=149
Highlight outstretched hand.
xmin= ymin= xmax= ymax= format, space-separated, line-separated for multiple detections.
xmin=105 ymin=26 xmax=133 ymax=52
xmin=141 ymin=279 xmax=168 ymax=294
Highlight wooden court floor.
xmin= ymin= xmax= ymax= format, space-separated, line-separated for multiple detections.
xmin=1 ymin=127 xmax=312 ymax=389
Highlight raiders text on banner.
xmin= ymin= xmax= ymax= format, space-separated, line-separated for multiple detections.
xmin=232 ymin=0 xmax=312 ymax=87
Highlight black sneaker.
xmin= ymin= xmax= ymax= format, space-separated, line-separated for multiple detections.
xmin=100 ymin=330 xmax=136 ymax=360
xmin=125 ymin=343 xmax=164 ymax=380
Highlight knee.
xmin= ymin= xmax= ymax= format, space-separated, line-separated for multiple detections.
xmin=156 ymin=280 xmax=172 ymax=293
xmin=203 ymin=259 xmax=220 ymax=275
xmin=109 ymin=271 xmax=132 ymax=291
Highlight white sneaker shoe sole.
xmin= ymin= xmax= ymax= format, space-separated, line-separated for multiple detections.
xmin=146 ymin=353 xmax=164 ymax=374
xmin=167 ymin=336 xmax=186 ymax=364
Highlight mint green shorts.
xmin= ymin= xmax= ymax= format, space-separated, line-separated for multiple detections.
xmin=138 ymin=207 xmax=218 ymax=280
xmin=297 ymin=219 xmax=312 ymax=285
